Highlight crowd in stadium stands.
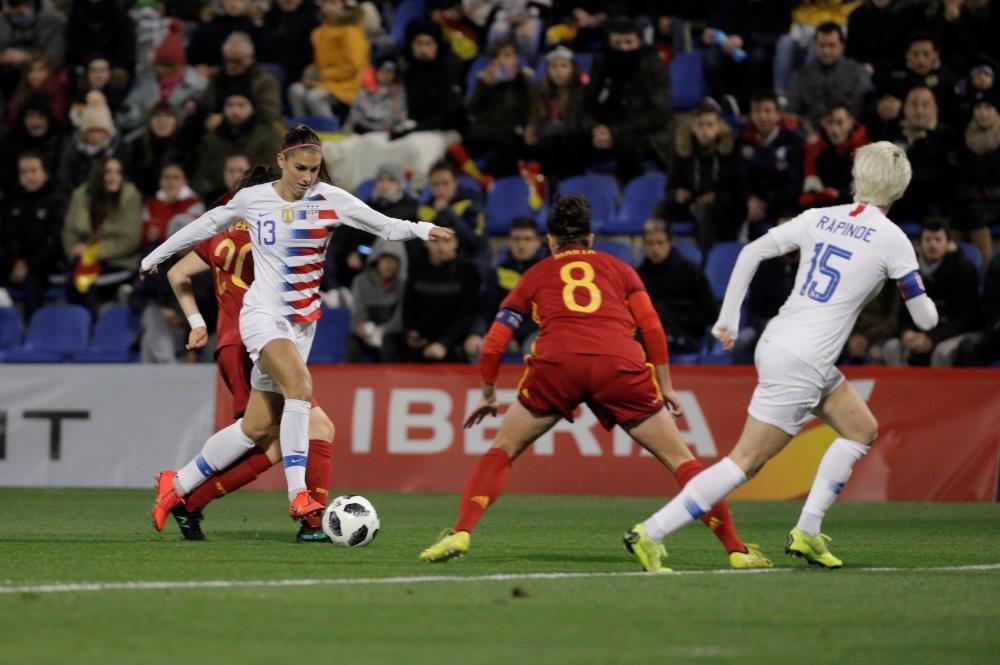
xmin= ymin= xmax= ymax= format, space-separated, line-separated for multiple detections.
xmin=0 ymin=0 xmax=999 ymax=367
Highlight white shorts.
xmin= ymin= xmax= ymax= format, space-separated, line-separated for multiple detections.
xmin=747 ymin=339 xmax=845 ymax=436
xmin=239 ymin=305 xmax=317 ymax=394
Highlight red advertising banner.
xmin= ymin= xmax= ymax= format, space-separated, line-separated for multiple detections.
xmin=216 ymin=365 xmax=1000 ymax=502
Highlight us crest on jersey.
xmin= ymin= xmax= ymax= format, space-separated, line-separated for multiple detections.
xmin=306 ymin=204 xmax=320 ymax=223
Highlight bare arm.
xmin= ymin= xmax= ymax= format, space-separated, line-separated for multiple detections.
xmin=167 ymin=251 xmax=212 ymax=350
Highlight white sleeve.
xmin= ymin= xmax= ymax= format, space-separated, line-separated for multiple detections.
xmin=140 ymin=192 xmax=247 ymax=271
xmin=712 ymin=234 xmax=785 ymax=337
xmin=326 ymin=185 xmax=433 ymax=241
xmin=886 ymin=231 xmax=919 ymax=280
xmin=766 ymin=211 xmax=809 ymax=254
xmin=904 ymin=294 xmax=939 ymax=331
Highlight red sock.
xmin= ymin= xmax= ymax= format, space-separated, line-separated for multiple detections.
xmin=306 ymin=438 xmax=333 ymax=506
xmin=675 ymin=459 xmax=746 ymax=554
xmin=453 ymin=448 xmax=511 ymax=533
xmin=185 ymin=446 xmax=274 ymax=511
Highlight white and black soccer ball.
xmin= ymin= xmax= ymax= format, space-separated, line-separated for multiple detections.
xmin=322 ymin=495 xmax=380 ymax=547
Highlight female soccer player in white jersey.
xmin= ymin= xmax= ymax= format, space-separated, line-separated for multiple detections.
xmin=140 ymin=125 xmax=454 ymax=529
xmin=624 ymin=142 xmax=940 ymax=572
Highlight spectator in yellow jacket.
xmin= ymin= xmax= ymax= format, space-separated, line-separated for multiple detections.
xmin=288 ymin=0 xmax=369 ymax=123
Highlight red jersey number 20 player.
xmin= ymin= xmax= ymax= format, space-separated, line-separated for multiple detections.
xmin=164 ymin=167 xmax=335 ymax=542
xmin=419 ymin=195 xmax=772 ymax=570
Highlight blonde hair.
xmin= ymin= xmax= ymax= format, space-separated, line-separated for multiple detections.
xmin=851 ymin=141 xmax=912 ymax=208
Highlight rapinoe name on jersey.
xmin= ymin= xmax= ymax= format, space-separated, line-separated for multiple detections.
xmin=815 ymin=215 xmax=876 ymax=243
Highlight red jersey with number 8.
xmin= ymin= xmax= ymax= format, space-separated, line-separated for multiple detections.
xmin=499 ymin=244 xmax=647 ymax=364
xmin=194 ymin=221 xmax=254 ymax=350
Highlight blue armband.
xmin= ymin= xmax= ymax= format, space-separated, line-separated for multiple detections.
xmin=897 ymin=270 xmax=926 ymax=301
xmin=495 ymin=308 xmax=524 ymax=331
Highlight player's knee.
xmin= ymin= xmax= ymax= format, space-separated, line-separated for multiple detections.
xmin=240 ymin=417 xmax=272 ymax=443
xmin=281 ymin=369 xmax=313 ymax=401
xmin=310 ymin=411 xmax=335 ymax=443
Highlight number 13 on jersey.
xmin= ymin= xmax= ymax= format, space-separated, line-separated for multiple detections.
xmin=801 ymin=242 xmax=853 ymax=303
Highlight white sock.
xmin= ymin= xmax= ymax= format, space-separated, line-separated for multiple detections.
xmin=796 ymin=438 xmax=868 ymax=536
xmin=280 ymin=399 xmax=312 ymax=500
xmin=643 ymin=457 xmax=747 ymax=542
xmin=174 ymin=420 xmax=256 ymax=495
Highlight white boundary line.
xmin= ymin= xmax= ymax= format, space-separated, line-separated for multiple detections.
xmin=2 ymin=563 xmax=999 ymax=595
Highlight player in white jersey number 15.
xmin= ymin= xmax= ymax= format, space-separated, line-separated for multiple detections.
xmin=139 ymin=125 xmax=454 ymax=531
xmin=624 ymin=142 xmax=939 ymax=571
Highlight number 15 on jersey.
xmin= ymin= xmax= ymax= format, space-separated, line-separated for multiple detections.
xmin=801 ymin=242 xmax=853 ymax=303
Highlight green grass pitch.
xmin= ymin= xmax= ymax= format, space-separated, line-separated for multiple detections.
xmin=1 ymin=489 xmax=999 ymax=665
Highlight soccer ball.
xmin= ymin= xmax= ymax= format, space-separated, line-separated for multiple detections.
xmin=322 ymin=495 xmax=380 ymax=547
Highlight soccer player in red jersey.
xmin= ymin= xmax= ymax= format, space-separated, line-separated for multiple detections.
xmin=419 ymin=195 xmax=772 ymax=570
xmin=164 ymin=166 xmax=335 ymax=542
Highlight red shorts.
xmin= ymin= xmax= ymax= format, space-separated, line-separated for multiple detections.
xmin=516 ymin=353 xmax=664 ymax=430
xmin=216 ymin=344 xmax=253 ymax=419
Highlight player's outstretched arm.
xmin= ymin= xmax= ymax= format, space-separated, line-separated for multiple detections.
xmin=626 ymin=290 xmax=684 ymax=418
xmin=898 ymin=271 xmax=939 ymax=331
xmin=712 ymin=234 xmax=784 ymax=351
xmin=140 ymin=199 xmax=245 ymax=277
xmin=334 ymin=187 xmax=454 ymax=243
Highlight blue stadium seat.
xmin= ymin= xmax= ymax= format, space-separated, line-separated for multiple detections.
xmin=355 ymin=178 xmax=376 ymax=202
xmin=959 ymin=242 xmax=983 ymax=278
xmin=593 ymin=240 xmax=633 ymax=265
xmin=606 ymin=173 xmax=666 ymax=235
xmin=557 ymin=175 xmax=619 ymax=232
xmin=700 ymin=337 xmax=733 ymax=365
xmin=288 ymin=115 xmax=340 ymax=133
xmin=5 ymin=304 xmax=91 ymax=362
xmin=673 ymin=240 xmax=703 ymax=267
xmin=308 ymin=307 xmax=351 ymax=364
xmin=0 ymin=307 xmax=23 ymax=361
xmin=669 ymin=219 xmax=697 ymax=237
xmin=258 ymin=62 xmax=287 ymax=86
xmin=705 ymin=241 xmax=744 ymax=301
xmin=897 ymin=221 xmax=921 ymax=238
xmin=486 ymin=176 xmax=537 ymax=235
xmin=390 ymin=0 xmax=427 ymax=48
xmin=73 ymin=306 xmax=140 ymax=363
xmin=670 ymin=51 xmax=707 ymax=111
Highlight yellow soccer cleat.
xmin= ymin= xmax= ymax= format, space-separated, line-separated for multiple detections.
xmin=419 ymin=529 xmax=471 ymax=562
xmin=729 ymin=543 xmax=773 ymax=569
xmin=785 ymin=528 xmax=843 ymax=569
xmin=623 ymin=523 xmax=672 ymax=573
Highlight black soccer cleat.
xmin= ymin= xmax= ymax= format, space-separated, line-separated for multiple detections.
xmin=296 ymin=520 xmax=331 ymax=543
xmin=170 ymin=504 xmax=205 ymax=541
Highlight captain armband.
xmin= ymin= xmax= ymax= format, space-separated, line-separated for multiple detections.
xmin=494 ymin=308 xmax=524 ymax=331
xmin=897 ymin=270 xmax=926 ymax=301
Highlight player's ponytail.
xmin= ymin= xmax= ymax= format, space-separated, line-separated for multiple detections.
xmin=233 ymin=164 xmax=279 ymax=194
xmin=547 ymin=194 xmax=592 ymax=248
xmin=281 ymin=124 xmax=332 ymax=184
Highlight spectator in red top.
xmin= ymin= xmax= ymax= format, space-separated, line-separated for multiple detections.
xmin=141 ymin=162 xmax=205 ymax=251
xmin=799 ymin=100 xmax=869 ymax=209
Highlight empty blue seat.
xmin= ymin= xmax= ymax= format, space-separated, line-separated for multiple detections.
xmin=959 ymin=242 xmax=983 ymax=278
xmin=557 ymin=175 xmax=618 ymax=232
xmin=5 ymin=304 xmax=91 ymax=363
xmin=355 ymin=178 xmax=376 ymax=202
xmin=486 ymin=176 xmax=538 ymax=235
xmin=608 ymin=173 xmax=666 ymax=234
xmin=308 ymin=307 xmax=351 ymax=364
xmin=390 ymin=0 xmax=427 ymax=48
xmin=670 ymin=51 xmax=707 ymax=111
xmin=73 ymin=305 xmax=140 ymax=362
xmin=897 ymin=221 xmax=921 ymax=238
xmin=705 ymin=241 xmax=744 ymax=301
xmin=673 ymin=240 xmax=703 ymax=267
xmin=593 ymin=240 xmax=633 ymax=265
xmin=0 ymin=307 xmax=23 ymax=361
xmin=289 ymin=115 xmax=340 ymax=133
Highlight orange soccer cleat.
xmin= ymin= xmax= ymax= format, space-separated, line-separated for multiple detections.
xmin=289 ymin=490 xmax=324 ymax=521
xmin=151 ymin=471 xmax=184 ymax=532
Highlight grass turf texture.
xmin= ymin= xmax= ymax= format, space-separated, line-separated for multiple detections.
xmin=1 ymin=490 xmax=998 ymax=665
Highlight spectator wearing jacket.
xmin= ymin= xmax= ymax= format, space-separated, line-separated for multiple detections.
xmin=799 ymin=100 xmax=869 ymax=209
xmin=347 ymin=239 xmax=407 ymax=363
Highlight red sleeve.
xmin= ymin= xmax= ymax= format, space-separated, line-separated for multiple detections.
xmin=498 ymin=264 xmax=535 ymax=315
xmin=479 ymin=322 xmax=515 ymax=384
xmin=627 ymin=290 xmax=669 ymax=365
xmin=622 ymin=262 xmax=646 ymax=297
xmin=193 ymin=237 xmax=213 ymax=265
